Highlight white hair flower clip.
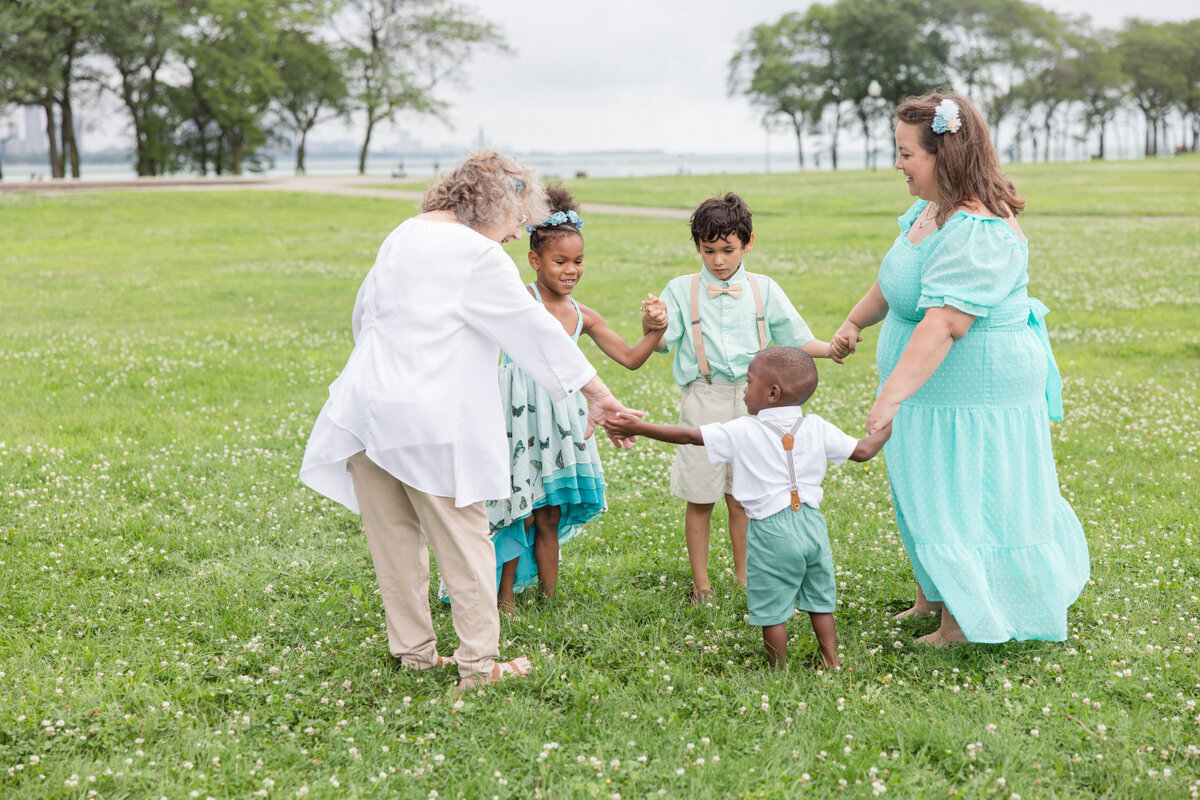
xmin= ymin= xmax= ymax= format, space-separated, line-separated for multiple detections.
xmin=931 ymin=99 xmax=962 ymax=134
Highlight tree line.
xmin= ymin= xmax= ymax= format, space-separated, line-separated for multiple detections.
xmin=0 ymin=0 xmax=504 ymax=179
xmin=728 ymin=0 xmax=1200 ymax=169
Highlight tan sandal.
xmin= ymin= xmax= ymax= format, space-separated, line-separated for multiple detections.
xmin=400 ymin=654 xmax=456 ymax=671
xmin=457 ymin=655 xmax=534 ymax=690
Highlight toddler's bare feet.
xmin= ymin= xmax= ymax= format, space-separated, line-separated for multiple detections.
xmin=497 ymin=595 xmax=517 ymax=618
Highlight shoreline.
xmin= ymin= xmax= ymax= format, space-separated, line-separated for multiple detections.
xmin=0 ymin=173 xmax=692 ymax=218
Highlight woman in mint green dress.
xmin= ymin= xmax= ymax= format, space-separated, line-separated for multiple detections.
xmin=832 ymin=92 xmax=1088 ymax=645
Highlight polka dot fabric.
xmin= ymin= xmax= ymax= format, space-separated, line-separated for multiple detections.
xmin=874 ymin=201 xmax=1089 ymax=642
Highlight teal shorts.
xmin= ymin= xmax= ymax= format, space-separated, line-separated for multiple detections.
xmin=746 ymin=504 xmax=836 ymax=626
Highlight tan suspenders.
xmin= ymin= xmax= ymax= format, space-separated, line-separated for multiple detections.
xmin=688 ymin=272 xmax=768 ymax=382
xmin=755 ymin=416 xmax=806 ymax=512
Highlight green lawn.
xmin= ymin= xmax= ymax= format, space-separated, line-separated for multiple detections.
xmin=1 ymin=157 xmax=1198 ymax=799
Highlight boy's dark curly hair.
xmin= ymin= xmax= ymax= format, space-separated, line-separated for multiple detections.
xmin=690 ymin=192 xmax=753 ymax=246
xmin=528 ymin=183 xmax=583 ymax=254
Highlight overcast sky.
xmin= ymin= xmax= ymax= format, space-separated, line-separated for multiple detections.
xmin=341 ymin=0 xmax=1198 ymax=156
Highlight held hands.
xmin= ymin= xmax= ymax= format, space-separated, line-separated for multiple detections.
xmin=601 ymin=411 xmax=642 ymax=441
xmin=831 ymin=322 xmax=863 ymax=362
xmin=584 ymin=391 xmax=645 ymax=449
xmin=830 ymin=320 xmax=864 ymax=364
xmin=641 ymin=294 xmax=668 ymax=332
xmin=866 ymin=396 xmax=899 ymax=436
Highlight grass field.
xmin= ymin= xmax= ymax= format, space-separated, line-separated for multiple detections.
xmin=1 ymin=156 xmax=1198 ymax=799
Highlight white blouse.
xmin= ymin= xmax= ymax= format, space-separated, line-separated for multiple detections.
xmin=300 ymin=218 xmax=596 ymax=510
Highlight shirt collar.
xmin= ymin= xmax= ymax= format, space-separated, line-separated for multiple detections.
xmin=701 ymin=264 xmax=745 ymax=286
xmin=756 ymin=405 xmax=805 ymax=422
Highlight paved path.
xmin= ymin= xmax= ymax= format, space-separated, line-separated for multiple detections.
xmin=0 ymin=174 xmax=691 ymax=219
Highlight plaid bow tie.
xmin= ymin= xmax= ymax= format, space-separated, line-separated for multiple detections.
xmin=707 ymin=282 xmax=742 ymax=299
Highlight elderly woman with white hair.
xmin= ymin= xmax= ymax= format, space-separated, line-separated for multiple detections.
xmin=300 ymin=150 xmax=637 ymax=688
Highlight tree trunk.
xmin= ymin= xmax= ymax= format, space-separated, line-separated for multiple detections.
xmin=861 ymin=114 xmax=871 ymax=169
xmin=1097 ymin=121 xmax=1106 ymax=160
xmin=791 ymin=113 xmax=805 ymax=169
xmin=358 ymin=113 xmax=377 ymax=175
xmin=829 ymin=104 xmax=841 ymax=171
xmin=295 ymin=128 xmax=308 ymax=175
xmin=61 ymin=97 xmax=80 ymax=178
xmin=42 ymin=101 xmax=63 ymax=178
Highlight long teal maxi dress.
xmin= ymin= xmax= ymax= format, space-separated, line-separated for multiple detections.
xmin=876 ymin=200 xmax=1089 ymax=642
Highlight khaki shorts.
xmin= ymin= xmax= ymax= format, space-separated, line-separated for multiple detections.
xmin=669 ymin=379 xmax=748 ymax=503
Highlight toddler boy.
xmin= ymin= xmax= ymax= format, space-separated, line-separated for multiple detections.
xmin=607 ymin=347 xmax=889 ymax=668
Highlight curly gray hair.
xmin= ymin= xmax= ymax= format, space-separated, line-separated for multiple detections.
xmin=421 ymin=150 xmax=549 ymax=233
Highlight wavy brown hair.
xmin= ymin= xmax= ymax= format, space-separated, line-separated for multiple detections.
xmin=895 ymin=92 xmax=1025 ymax=228
xmin=689 ymin=192 xmax=753 ymax=245
xmin=421 ymin=149 xmax=549 ymax=233
xmin=528 ymin=182 xmax=583 ymax=254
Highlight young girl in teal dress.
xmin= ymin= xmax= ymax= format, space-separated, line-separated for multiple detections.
xmin=485 ymin=185 xmax=667 ymax=613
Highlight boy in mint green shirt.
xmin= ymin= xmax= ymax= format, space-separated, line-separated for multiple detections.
xmin=648 ymin=192 xmax=834 ymax=603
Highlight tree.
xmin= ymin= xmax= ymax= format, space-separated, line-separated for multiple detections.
xmin=936 ymin=0 xmax=1069 ymax=155
xmin=274 ymin=26 xmax=349 ymax=175
xmin=92 ymin=0 xmax=187 ymax=176
xmin=829 ymin=0 xmax=950 ymax=168
xmin=803 ymin=2 xmax=846 ymax=170
xmin=0 ymin=0 xmax=93 ymax=178
xmin=337 ymin=0 xmax=506 ymax=175
xmin=1064 ymin=30 xmax=1125 ymax=159
xmin=1119 ymin=21 xmax=1188 ymax=156
xmin=175 ymin=0 xmax=290 ymax=175
xmin=1176 ymin=20 xmax=1200 ymax=151
xmin=728 ymin=12 xmax=824 ymax=169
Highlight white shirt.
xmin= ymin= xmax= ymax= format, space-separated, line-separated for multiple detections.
xmin=300 ymin=218 xmax=596 ymax=510
xmin=700 ymin=406 xmax=858 ymax=518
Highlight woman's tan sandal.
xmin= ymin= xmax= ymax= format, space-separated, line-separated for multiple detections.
xmin=458 ymin=656 xmax=534 ymax=690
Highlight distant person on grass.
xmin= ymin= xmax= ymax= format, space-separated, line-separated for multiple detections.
xmin=606 ymin=347 xmax=889 ymax=668
xmin=651 ymin=192 xmax=838 ymax=604
xmin=442 ymin=184 xmax=669 ymax=614
xmin=299 ymin=150 xmax=640 ymax=689
xmin=832 ymin=92 xmax=1089 ymax=645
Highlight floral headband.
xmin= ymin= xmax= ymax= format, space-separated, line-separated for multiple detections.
xmin=931 ymin=99 xmax=962 ymax=134
xmin=526 ymin=209 xmax=583 ymax=233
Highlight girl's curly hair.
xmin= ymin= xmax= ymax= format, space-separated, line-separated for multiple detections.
xmin=421 ymin=150 xmax=549 ymax=233
xmin=528 ymin=183 xmax=583 ymax=254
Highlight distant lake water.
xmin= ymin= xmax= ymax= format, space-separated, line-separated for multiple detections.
xmin=4 ymin=139 xmax=1151 ymax=183
xmin=5 ymin=151 xmax=816 ymax=182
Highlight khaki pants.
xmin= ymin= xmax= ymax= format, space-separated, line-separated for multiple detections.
xmin=346 ymin=452 xmax=498 ymax=682
xmin=670 ymin=379 xmax=748 ymax=503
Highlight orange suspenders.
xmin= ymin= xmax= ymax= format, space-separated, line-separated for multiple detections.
xmin=755 ymin=416 xmax=806 ymax=512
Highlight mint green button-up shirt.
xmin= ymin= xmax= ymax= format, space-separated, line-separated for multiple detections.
xmin=658 ymin=265 xmax=814 ymax=386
